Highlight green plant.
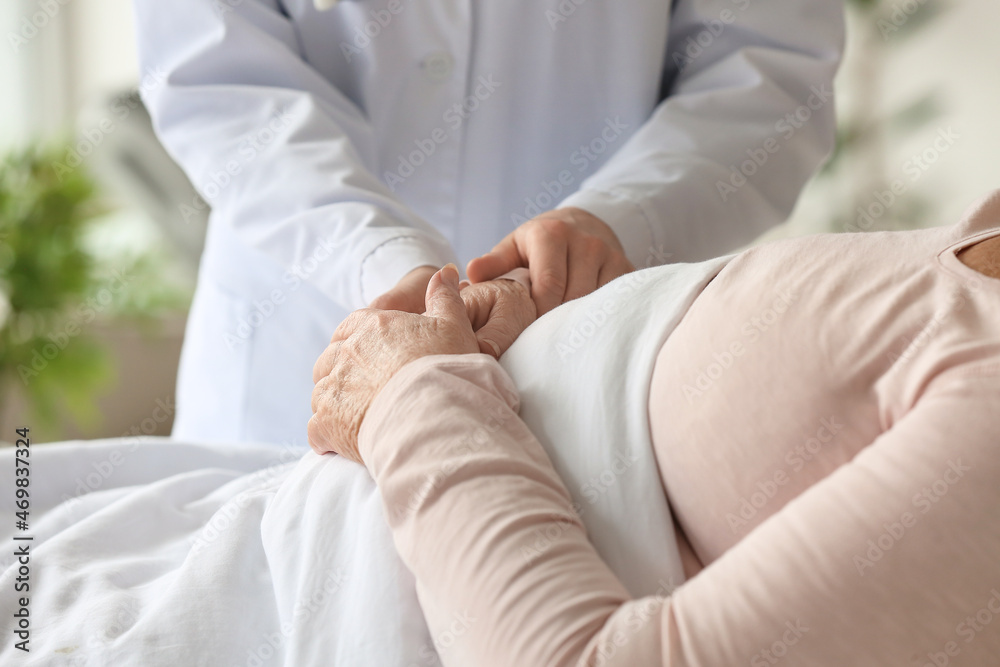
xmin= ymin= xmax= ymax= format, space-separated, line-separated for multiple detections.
xmin=819 ymin=0 xmax=947 ymax=233
xmin=0 ymin=144 xmax=186 ymax=438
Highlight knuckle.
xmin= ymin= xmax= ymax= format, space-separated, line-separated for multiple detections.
xmin=492 ymin=282 xmax=515 ymax=301
xmin=343 ymin=309 xmax=368 ymax=328
xmin=312 ymin=358 xmax=326 ymax=384
xmin=310 ymin=379 xmax=327 ymax=413
xmin=341 ymin=335 xmax=361 ymax=356
xmin=373 ymin=310 xmax=395 ymax=328
xmin=535 ymin=267 xmax=566 ymax=292
xmin=582 ymin=236 xmax=607 ymax=257
xmin=331 ymin=320 xmax=352 ymax=341
xmin=307 ymin=417 xmax=329 ymax=454
xmin=539 ymin=216 xmax=570 ymax=239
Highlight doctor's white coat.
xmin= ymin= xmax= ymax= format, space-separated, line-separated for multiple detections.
xmin=132 ymin=0 xmax=844 ymax=446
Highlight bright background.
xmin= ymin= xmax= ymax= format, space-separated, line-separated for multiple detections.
xmin=1 ymin=0 xmax=998 ymax=440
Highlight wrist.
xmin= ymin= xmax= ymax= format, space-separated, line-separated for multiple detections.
xmin=358 ymin=353 xmax=503 ymax=470
xmin=557 ymin=191 xmax=655 ymax=264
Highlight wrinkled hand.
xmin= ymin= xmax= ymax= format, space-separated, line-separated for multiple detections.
xmin=466 ymin=207 xmax=635 ymax=316
xmin=309 ymin=265 xmax=479 ymax=462
xmin=460 ymin=278 xmax=536 ymax=359
xmin=369 ymin=265 xmax=439 ymax=313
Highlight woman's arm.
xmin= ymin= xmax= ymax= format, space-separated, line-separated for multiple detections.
xmin=357 ymin=355 xmax=1000 ymax=666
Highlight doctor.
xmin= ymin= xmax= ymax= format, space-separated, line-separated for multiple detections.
xmin=132 ymin=0 xmax=843 ymax=446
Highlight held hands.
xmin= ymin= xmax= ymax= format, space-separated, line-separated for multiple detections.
xmin=330 ymin=206 xmax=630 ymax=459
xmin=460 ymin=277 xmax=536 ymax=358
xmin=466 ymin=207 xmax=635 ymax=315
xmin=366 ymin=264 xmax=537 ymax=359
xmin=309 ymin=265 xmax=535 ymax=461
xmin=370 ymin=208 xmax=634 ymax=318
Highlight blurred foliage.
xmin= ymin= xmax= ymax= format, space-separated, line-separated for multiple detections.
xmin=0 ymin=144 xmax=187 ymax=439
xmin=821 ymin=0 xmax=948 ymax=233
xmin=845 ymin=0 xmax=943 ymax=35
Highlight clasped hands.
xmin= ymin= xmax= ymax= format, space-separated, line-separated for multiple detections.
xmin=308 ymin=207 xmax=635 ymax=461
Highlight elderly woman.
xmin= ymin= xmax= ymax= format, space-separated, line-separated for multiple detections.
xmin=308 ymin=192 xmax=1000 ymax=666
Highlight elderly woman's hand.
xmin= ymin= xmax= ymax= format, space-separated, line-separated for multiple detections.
xmin=460 ymin=275 xmax=537 ymax=359
xmin=309 ymin=265 xmax=479 ymax=461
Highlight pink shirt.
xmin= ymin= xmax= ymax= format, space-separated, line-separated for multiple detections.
xmin=358 ymin=193 xmax=1000 ymax=666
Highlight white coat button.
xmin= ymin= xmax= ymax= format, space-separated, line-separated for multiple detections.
xmin=421 ymin=52 xmax=454 ymax=82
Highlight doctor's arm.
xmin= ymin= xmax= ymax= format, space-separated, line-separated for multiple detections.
xmin=468 ymin=0 xmax=843 ymax=314
xmin=131 ymin=0 xmax=454 ymax=311
xmin=558 ymin=0 xmax=845 ymax=266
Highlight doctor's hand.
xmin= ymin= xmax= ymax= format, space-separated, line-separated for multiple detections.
xmin=309 ymin=264 xmax=479 ymax=462
xmin=369 ymin=265 xmax=439 ymax=314
xmin=466 ymin=207 xmax=635 ymax=316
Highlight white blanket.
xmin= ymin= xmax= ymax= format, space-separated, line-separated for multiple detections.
xmin=0 ymin=257 xmax=729 ymax=666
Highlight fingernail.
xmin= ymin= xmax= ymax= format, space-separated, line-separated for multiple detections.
xmin=442 ymin=263 xmax=460 ymax=288
xmin=482 ymin=338 xmax=501 ymax=358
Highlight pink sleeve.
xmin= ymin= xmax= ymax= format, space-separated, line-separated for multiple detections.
xmin=358 ymin=355 xmax=1000 ymax=666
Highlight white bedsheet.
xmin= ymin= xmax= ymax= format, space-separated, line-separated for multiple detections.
xmin=0 ymin=256 xmax=730 ymax=667
xmin=0 ymin=439 xmax=437 ymax=667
